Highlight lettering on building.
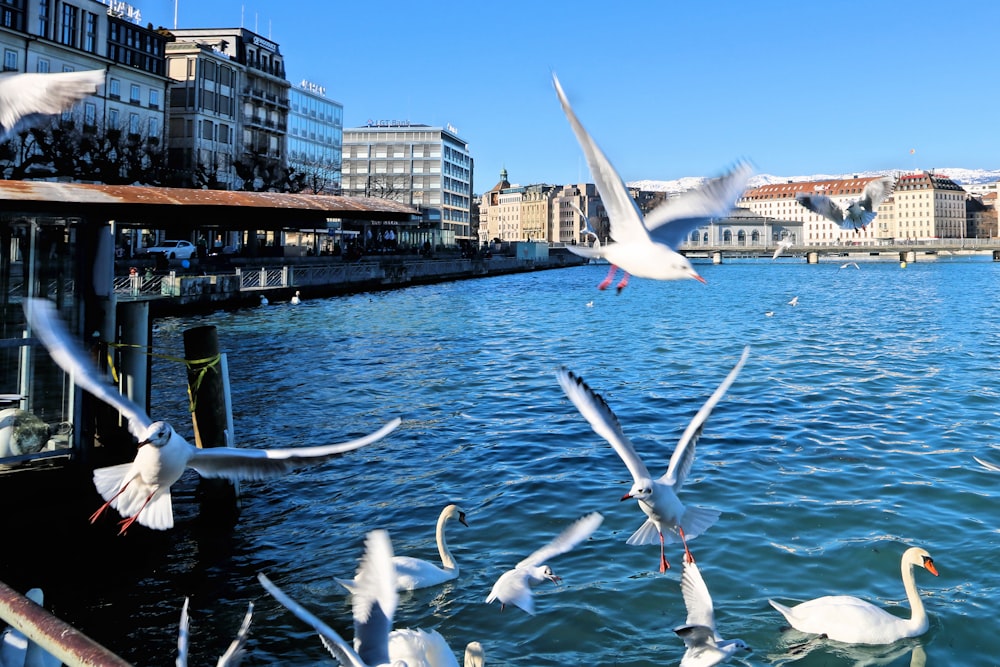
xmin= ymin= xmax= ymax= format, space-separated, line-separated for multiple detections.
xmin=299 ymin=79 xmax=326 ymax=96
xmin=99 ymin=0 xmax=141 ymax=23
xmin=365 ymin=119 xmax=412 ymax=128
xmin=252 ymin=35 xmax=278 ymax=52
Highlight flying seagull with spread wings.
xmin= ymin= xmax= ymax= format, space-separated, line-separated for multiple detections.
xmin=0 ymin=70 xmax=104 ymax=138
xmin=23 ymin=298 xmax=401 ymax=533
xmin=796 ymin=176 xmax=895 ymax=233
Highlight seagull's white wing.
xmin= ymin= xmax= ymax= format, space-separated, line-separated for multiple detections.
xmin=557 ymin=368 xmax=651 ymax=483
xmin=563 ymin=243 xmax=606 ymax=260
xmin=0 ymin=70 xmax=104 ymax=134
xmin=645 ymin=162 xmax=754 ymax=249
xmin=518 ymin=512 xmax=603 ymax=569
xmin=216 ymin=602 xmax=254 ymax=667
xmin=24 ymin=298 xmax=153 ymax=438
xmin=175 ymin=597 xmax=190 ymax=667
xmin=553 ymin=74 xmax=648 ymax=246
xmin=795 ymin=193 xmax=844 ymax=224
xmin=679 ymin=559 xmax=717 ymax=635
xmin=186 ymin=417 xmax=401 ymax=481
xmin=771 ymin=239 xmax=793 ymax=261
xmin=861 ymin=176 xmax=895 ymax=210
xmin=257 ymin=573 xmax=367 ymax=667
xmin=662 ymin=346 xmax=749 ymax=489
xmin=351 ymin=529 xmax=398 ymax=667
xmin=673 ymin=624 xmax=725 ymax=661
xmin=974 ymin=456 xmax=1000 ymax=472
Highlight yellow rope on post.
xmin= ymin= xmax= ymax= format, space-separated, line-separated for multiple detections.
xmin=106 ymin=342 xmax=222 ymax=413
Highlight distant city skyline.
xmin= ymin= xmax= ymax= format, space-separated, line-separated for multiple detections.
xmin=146 ymin=1 xmax=1000 ymax=194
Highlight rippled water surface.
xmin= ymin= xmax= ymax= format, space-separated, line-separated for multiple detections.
xmin=62 ymin=257 xmax=1000 ymax=665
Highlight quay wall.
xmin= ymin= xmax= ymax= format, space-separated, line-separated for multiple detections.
xmin=146 ymin=251 xmax=584 ymax=316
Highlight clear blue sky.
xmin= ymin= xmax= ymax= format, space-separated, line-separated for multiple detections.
xmin=145 ymin=0 xmax=1000 ymax=193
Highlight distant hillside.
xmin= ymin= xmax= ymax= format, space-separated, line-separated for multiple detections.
xmin=629 ymin=168 xmax=1000 ymax=194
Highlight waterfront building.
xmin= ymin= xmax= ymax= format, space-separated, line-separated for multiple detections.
xmin=551 ymin=183 xmax=605 ymax=245
xmin=967 ymin=192 xmax=997 ymax=239
xmin=891 ymin=171 xmax=967 ymax=240
xmin=287 ymin=79 xmax=343 ymax=195
xmin=478 ymin=168 xmax=510 ymax=244
xmin=168 ymin=27 xmax=290 ymax=190
xmin=341 ymin=122 xmax=473 ymax=249
xmin=739 ymin=176 xmax=893 ymax=245
xmin=0 ymin=0 xmax=169 ymax=177
xmin=683 ymin=209 xmax=804 ymax=248
xmin=164 ymin=38 xmax=241 ymax=189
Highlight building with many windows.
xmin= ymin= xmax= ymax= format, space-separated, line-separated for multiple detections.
xmin=342 ymin=123 xmax=473 ymax=248
xmin=890 ymin=172 xmax=967 ymax=240
xmin=287 ymin=79 xmax=343 ymax=194
xmin=169 ymin=27 xmax=290 ymax=188
xmin=165 ymin=38 xmax=239 ymax=188
xmin=0 ymin=0 xmax=169 ymax=179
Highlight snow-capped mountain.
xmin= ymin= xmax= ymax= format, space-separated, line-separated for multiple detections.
xmin=629 ymin=167 xmax=1000 ymax=194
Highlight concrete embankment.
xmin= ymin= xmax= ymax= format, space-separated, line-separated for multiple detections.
xmin=145 ymin=249 xmax=585 ymax=316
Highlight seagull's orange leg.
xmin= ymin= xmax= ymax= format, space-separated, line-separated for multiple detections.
xmin=116 ymin=490 xmax=155 ymax=535
xmin=597 ymin=264 xmax=618 ymax=290
xmin=679 ymin=526 xmax=694 ymax=564
xmin=659 ymin=532 xmax=670 ymax=572
xmin=89 ymin=480 xmax=133 ymax=524
xmin=615 ymin=273 xmax=631 ymax=293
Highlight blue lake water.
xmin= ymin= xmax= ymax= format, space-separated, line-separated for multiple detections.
xmin=64 ymin=256 xmax=1000 ymax=665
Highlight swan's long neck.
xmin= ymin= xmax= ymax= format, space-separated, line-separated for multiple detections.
xmin=901 ymin=559 xmax=928 ymax=634
xmin=436 ymin=511 xmax=457 ymax=572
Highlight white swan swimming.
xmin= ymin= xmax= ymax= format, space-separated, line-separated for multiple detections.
xmin=388 ymin=631 xmax=485 ymax=667
xmin=291 ymin=290 xmax=301 ymax=305
xmin=338 ymin=504 xmax=468 ymax=592
xmin=768 ymin=546 xmax=939 ymax=645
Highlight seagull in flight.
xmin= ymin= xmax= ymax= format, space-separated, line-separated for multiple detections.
xmin=557 ymin=346 xmax=749 ymax=572
xmin=0 ymin=70 xmax=104 ymax=138
xmin=839 ymin=262 xmax=860 ymax=270
xmin=771 ymin=239 xmax=793 ymax=261
xmin=486 ymin=512 xmax=603 ymax=614
xmin=553 ymin=73 xmax=751 ymax=292
xmin=23 ymin=298 xmax=401 ymax=533
xmin=796 ymin=176 xmax=895 ymax=233
xmin=787 ymin=296 xmax=799 ymax=306
xmin=261 ymin=530 xmax=480 ymax=667
xmin=176 ymin=597 xmax=254 ymax=667
xmin=674 ymin=551 xmax=751 ymax=667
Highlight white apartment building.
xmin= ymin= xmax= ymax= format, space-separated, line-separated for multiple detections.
xmin=739 ymin=172 xmax=969 ymax=244
xmin=739 ymin=177 xmax=891 ymax=245
xmin=0 ymin=0 xmax=169 ymax=176
xmin=891 ymin=172 xmax=967 ymax=240
xmin=342 ymin=123 xmax=472 ymax=248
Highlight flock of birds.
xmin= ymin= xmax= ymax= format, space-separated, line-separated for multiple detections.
xmin=0 ymin=70 xmax=977 ymax=666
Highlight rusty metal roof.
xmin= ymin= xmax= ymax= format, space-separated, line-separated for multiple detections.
xmin=0 ymin=180 xmax=418 ymax=228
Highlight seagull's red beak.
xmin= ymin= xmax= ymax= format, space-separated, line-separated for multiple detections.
xmin=690 ymin=271 xmax=707 ymax=284
xmin=620 ymin=492 xmax=633 ymax=502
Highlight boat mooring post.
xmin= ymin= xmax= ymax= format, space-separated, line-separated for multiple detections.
xmin=182 ymin=325 xmax=240 ymax=525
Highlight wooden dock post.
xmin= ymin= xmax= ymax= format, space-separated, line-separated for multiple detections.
xmin=183 ymin=325 xmax=240 ymax=526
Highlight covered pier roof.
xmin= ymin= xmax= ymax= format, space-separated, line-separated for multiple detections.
xmin=0 ymin=180 xmax=418 ymax=228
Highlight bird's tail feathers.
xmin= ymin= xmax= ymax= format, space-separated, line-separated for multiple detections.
xmin=625 ymin=519 xmax=660 ymax=546
xmin=333 ymin=578 xmax=357 ymax=595
xmin=768 ymin=598 xmax=794 ymax=621
xmin=678 ymin=506 xmax=720 ymax=541
xmin=92 ymin=463 xmax=133 ymax=502
xmin=564 ymin=243 xmax=605 ymax=260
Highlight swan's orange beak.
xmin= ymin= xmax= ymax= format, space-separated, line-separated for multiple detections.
xmin=923 ymin=557 xmax=939 ymax=576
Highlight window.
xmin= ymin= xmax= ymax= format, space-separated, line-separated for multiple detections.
xmin=59 ymin=4 xmax=77 ymax=46
xmin=36 ymin=0 xmax=48 ymax=37
xmin=129 ymin=113 xmax=140 ymax=135
xmin=148 ymin=117 xmax=158 ymax=138
xmin=84 ymin=12 xmax=96 ymax=52
xmin=3 ymin=49 xmax=15 ymax=72
xmin=130 ymin=84 xmax=140 ymax=103
xmin=36 ymin=58 xmax=49 ymax=73
xmin=108 ymin=107 xmax=119 ymax=128
xmin=149 ymin=89 xmax=159 ymax=108
xmin=83 ymin=102 xmax=96 ymax=127
xmin=109 ymin=78 xmax=120 ymax=99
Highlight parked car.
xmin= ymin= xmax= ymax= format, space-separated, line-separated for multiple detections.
xmin=139 ymin=240 xmax=196 ymax=260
